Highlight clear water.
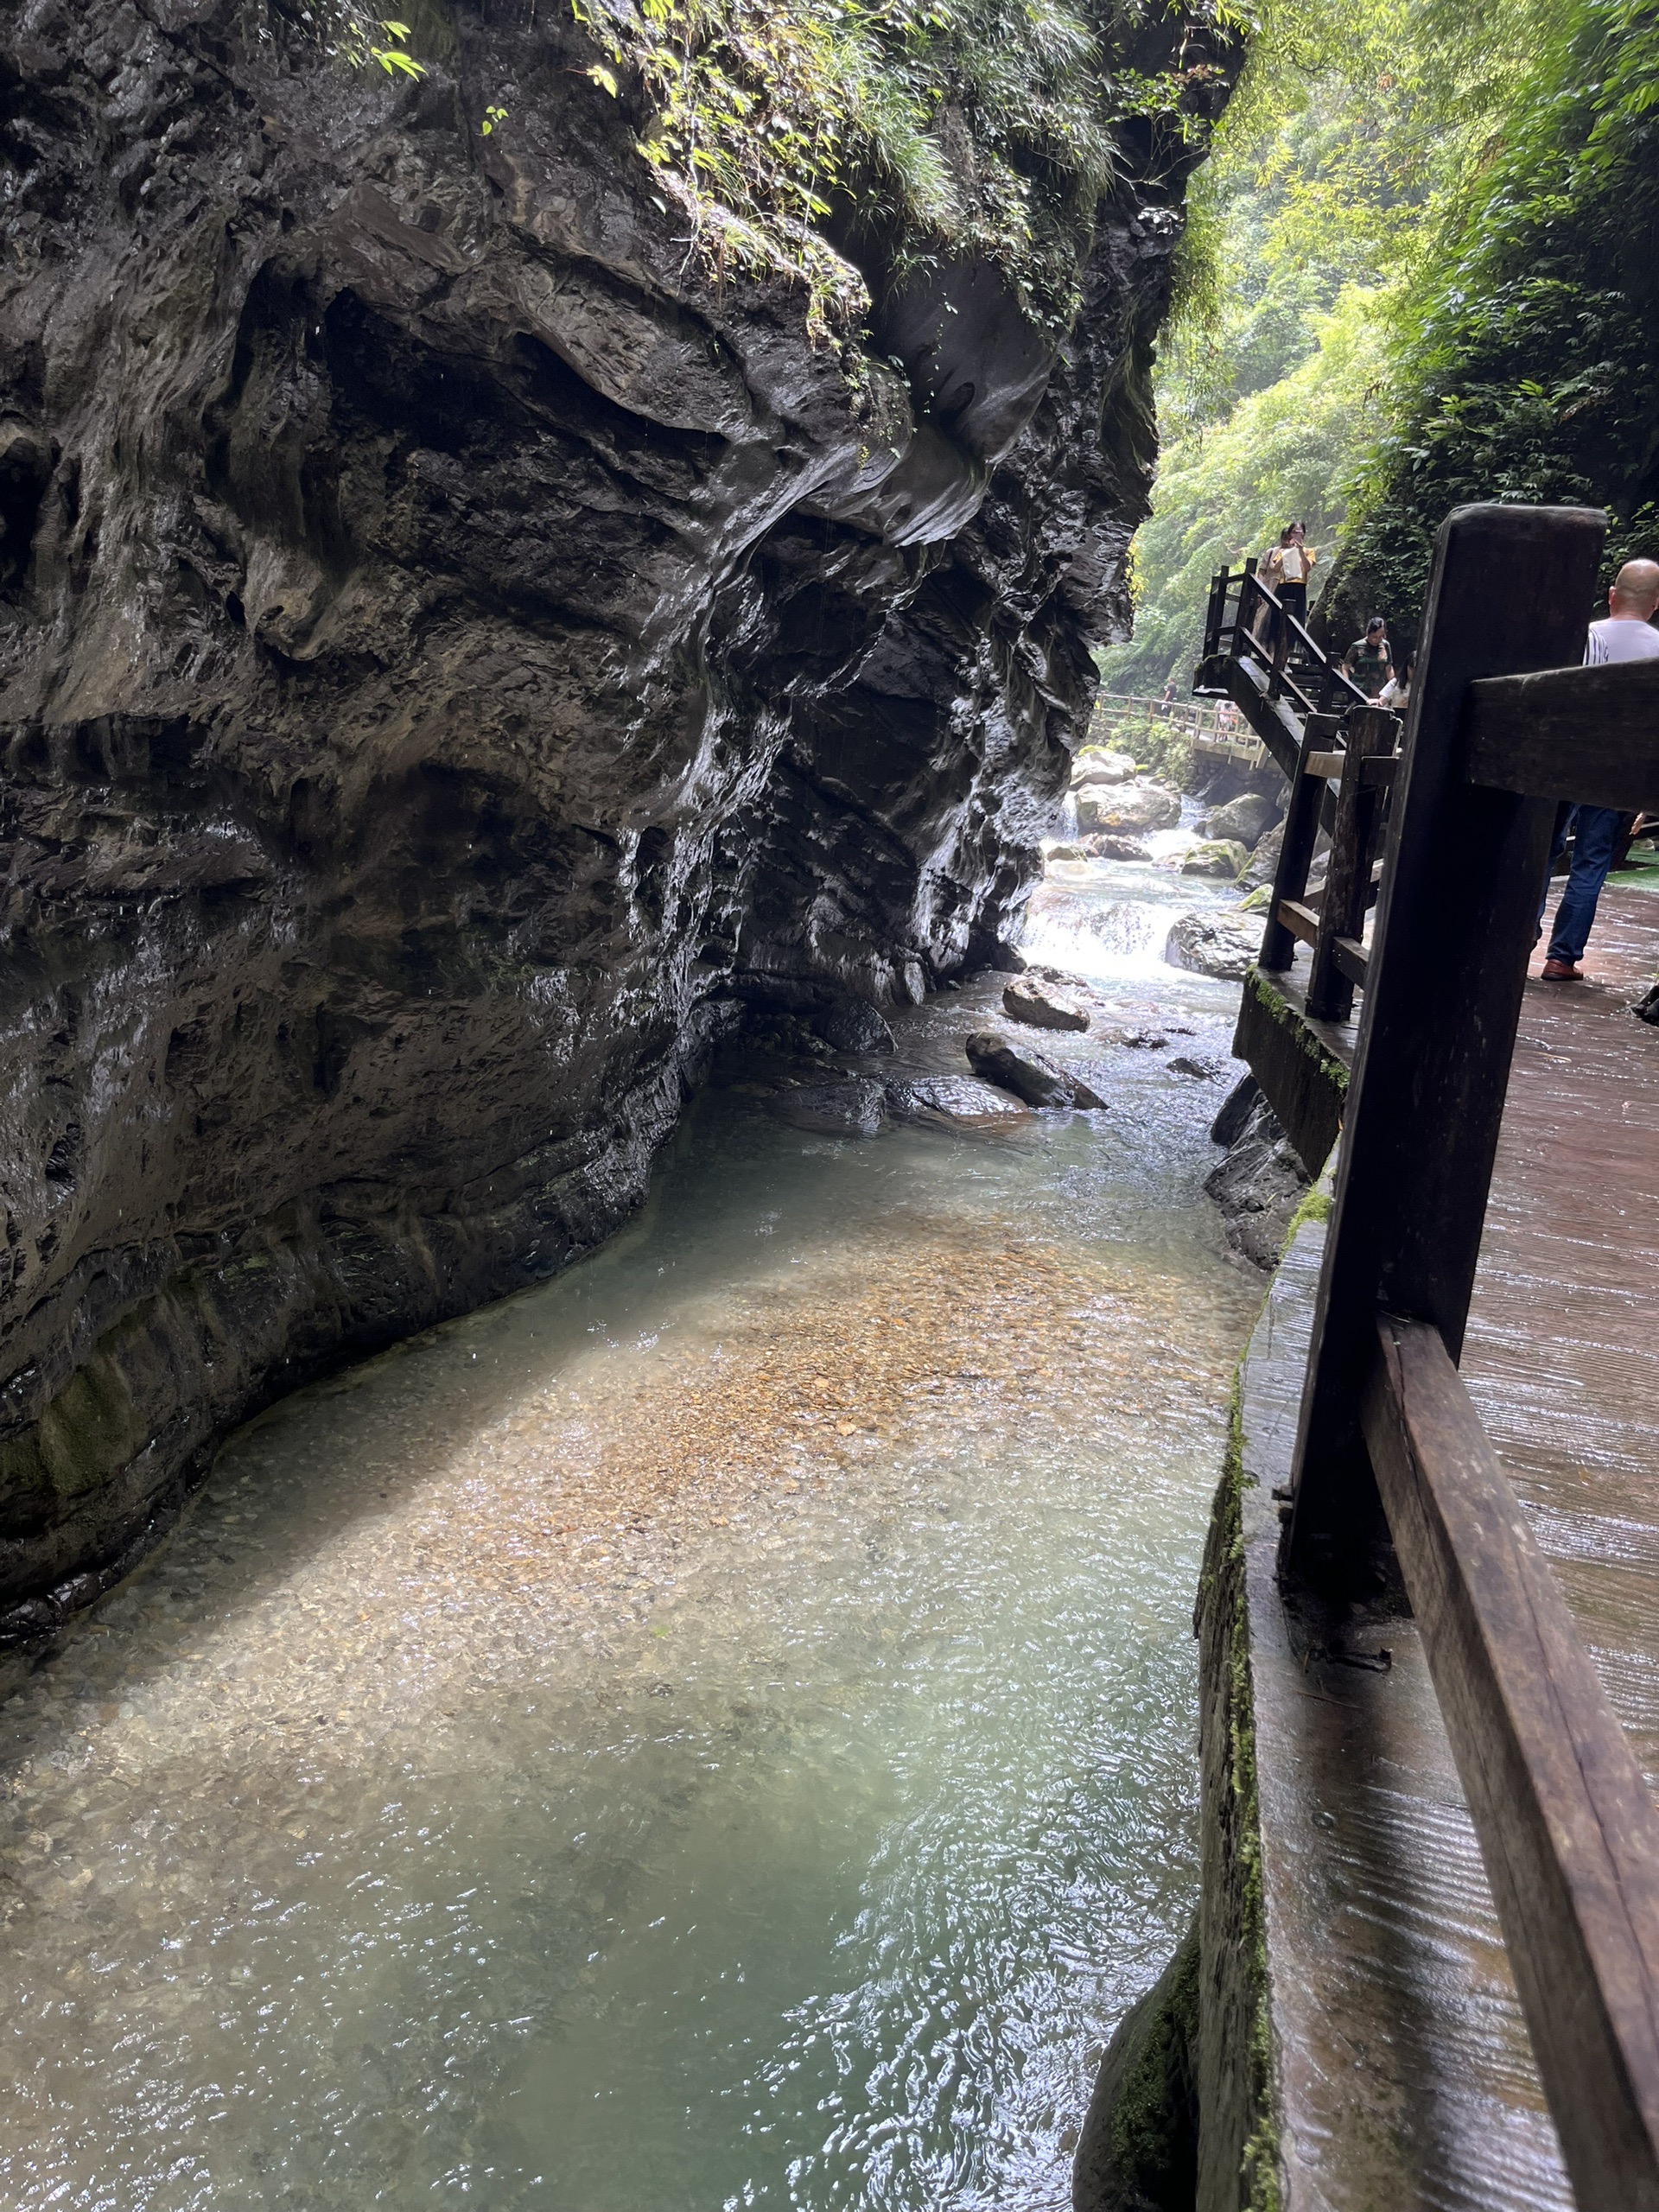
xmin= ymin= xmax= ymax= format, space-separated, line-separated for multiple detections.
xmin=0 ymin=865 xmax=1258 ymax=2212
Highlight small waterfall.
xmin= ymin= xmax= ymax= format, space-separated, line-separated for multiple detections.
xmin=1019 ymin=883 xmax=1172 ymax=979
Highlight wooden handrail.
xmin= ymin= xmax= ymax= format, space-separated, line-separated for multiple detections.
xmin=1363 ymin=1314 xmax=1659 ymax=2208
xmin=1465 ymin=657 xmax=1659 ymax=807
xmin=1272 ymin=501 xmax=1659 ymax=2211
xmin=1287 ymin=502 xmax=1606 ymax=1582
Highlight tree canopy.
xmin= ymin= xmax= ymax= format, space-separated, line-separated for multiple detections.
xmin=1106 ymin=0 xmax=1659 ymax=692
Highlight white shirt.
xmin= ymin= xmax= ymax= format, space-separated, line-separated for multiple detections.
xmin=1586 ymin=615 xmax=1659 ymax=664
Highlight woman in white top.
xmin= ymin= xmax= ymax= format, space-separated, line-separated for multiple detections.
xmin=1260 ymin=522 xmax=1315 ymax=631
xmin=1377 ymin=656 xmax=1413 ymax=712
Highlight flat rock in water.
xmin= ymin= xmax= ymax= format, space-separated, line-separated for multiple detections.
xmin=963 ymin=1032 xmax=1108 ymax=1110
xmin=1168 ymin=1053 xmax=1221 ymax=1078
xmin=886 ymin=1075 xmax=1031 ymax=1126
xmin=1163 ymin=912 xmax=1257 ymax=982
xmin=1002 ymin=976 xmax=1090 ymax=1032
xmin=771 ymin=1077 xmax=888 ymax=1135
xmin=1101 ymin=1025 xmax=1170 ymax=1049
xmin=1085 ymin=834 xmax=1154 ymax=862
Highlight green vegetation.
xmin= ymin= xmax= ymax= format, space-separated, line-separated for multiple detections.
xmin=1336 ymin=0 xmax=1659 ymax=631
xmin=571 ymin=0 xmax=1204 ymax=334
xmin=1086 ymin=704 xmax=1194 ymax=784
xmin=1107 ymin=0 xmax=1659 ymax=691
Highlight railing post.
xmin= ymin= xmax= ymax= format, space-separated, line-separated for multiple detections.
xmin=1285 ymin=502 xmax=1606 ymax=1591
xmin=1304 ymin=705 xmax=1397 ymax=1020
xmin=1259 ymin=711 xmax=1338 ymax=972
xmin=1203 ymin=569 xmax=1228 ymax=661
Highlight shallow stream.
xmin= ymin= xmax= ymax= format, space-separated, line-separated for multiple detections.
xmin=0 ymin=858 xmax=1259 ymax=2211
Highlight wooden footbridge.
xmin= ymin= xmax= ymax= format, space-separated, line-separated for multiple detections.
xmin=1192 ymin=505 xmax=1659 ymax=2209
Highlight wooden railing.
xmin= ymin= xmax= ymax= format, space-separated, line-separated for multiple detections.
xmin=1279 ymin=503 xmax=1659 ymax=2209
xmin=1258 ymin=702 xmax=1401 ymax=1021
xmin=1196 ymin=560 xmax=1370 ymax=753
xmin=1090 ymin=690 xmax=1230 ymax=737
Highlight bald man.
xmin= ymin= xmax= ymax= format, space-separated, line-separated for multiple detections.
xmin=1540 ymin=558 xmax=1659 ymax=980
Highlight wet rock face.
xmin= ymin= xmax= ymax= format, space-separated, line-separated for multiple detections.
xmin=1204 ymin=1093 xmax=1310 ymax=1270
xmin=0 ymin=0 xmax=1218 ymax=1619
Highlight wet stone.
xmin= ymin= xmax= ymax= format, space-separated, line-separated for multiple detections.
xmin=885 ymin=1075 xmax=1033 ymax=1126
xmin=963 ymin=1032 xmax=1109 ymax=1110
xmin=1002 ymin=976 xmax=1091 ymax=1033
xmin=1179 ymin=839 xmax=1249 ymax=880
xmin=770 ymin=1077 xmax=889 ymax=1135
xmin=1163 ymin=912 xmax=1258 ymax=982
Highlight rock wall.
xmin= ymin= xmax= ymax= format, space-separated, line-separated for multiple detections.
xmin=0 ymin=0 xmax=1230 ymax=1632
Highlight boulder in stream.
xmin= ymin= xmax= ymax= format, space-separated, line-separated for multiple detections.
xmin=1085 ymin=834 xmax=1156 ymax=862
xmin=814 ymin=998 xmax=897 ymax=1056
xmin=1179 ymin=839 xmax=1249 ymax=880
xmin=1002 ymin=976 xmax=1091 ymax=1032
xmin=1210 ymin=1071 xmax=1262 ymax=1145
xmin=1071 ymin=747 xmax=1138 ymax=787
xmin=964 ymin=1033 xmax=1108 ymax=1109
xmin=1076 ymin=781 xmax=1182 ymax=836
xmin=1200 ymin=791 xmax=1280 ymax=848
xmin=1241 ymin=824 xmax=1284 ymax=889
xmin=1163 ymin=912 xmax=1258 ymax=981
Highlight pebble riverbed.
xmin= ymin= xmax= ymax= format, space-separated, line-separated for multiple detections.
xmin=0 ymin=856 xmax=1261 ymax=2211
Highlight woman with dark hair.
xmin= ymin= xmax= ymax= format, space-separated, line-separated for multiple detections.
xmin=1342 ymin=618 xmax=1395 ymax=699
xmin=1256 ymin=522 xmax=1315 ymax=651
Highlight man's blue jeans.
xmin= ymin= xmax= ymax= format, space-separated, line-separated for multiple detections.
xmin=1539 ymin=803 xmax=1624 ymax=964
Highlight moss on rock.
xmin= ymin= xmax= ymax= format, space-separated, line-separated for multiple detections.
xmin=1073 ymin=1919 xmax=1201 ymax=2212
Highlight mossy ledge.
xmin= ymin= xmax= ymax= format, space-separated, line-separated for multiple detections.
xmin=1075 ymin=1383 xmax=1281 ymax=2212
xmin=1239 ymin=971 xmax=1349 ymax=1098
xmin=1230 ymin=969 xmax=1351 ymax=1179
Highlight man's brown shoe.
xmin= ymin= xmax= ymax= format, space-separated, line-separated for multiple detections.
xmin=1541 ymin=958 xmax=1582 ymax=980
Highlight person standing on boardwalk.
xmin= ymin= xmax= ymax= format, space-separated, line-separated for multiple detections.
xmin=1342 ymin=617 xmax=1394 ymax=698
xmin=1539 ymin=556 xmax=1659 ymax=979
xmin=1258 ymin=523 xmax=1314 ymax=642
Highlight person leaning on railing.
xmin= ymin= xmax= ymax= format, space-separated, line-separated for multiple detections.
xmin=1537 ymin=556 xmax=1659 ymax=981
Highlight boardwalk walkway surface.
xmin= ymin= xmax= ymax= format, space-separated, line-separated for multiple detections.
xmin=1234 ymin=882 xmax=1659 ymax=2211
xmin=1467 ymin=885 xmax=1659 ymax=1796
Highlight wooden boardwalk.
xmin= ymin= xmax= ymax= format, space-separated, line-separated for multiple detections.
xmin=1231 ymin=880 xmax=1659 ymax=2209
xmin=1466 ymin=883 xmax=1659 ymax=1796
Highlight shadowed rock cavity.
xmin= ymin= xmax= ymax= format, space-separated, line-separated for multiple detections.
xmin=0 ymin=0 xmax=1232 ymax=1629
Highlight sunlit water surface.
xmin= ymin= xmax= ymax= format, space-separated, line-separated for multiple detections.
xmin=0 ymin=862 xmax=1258 ymax=2212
